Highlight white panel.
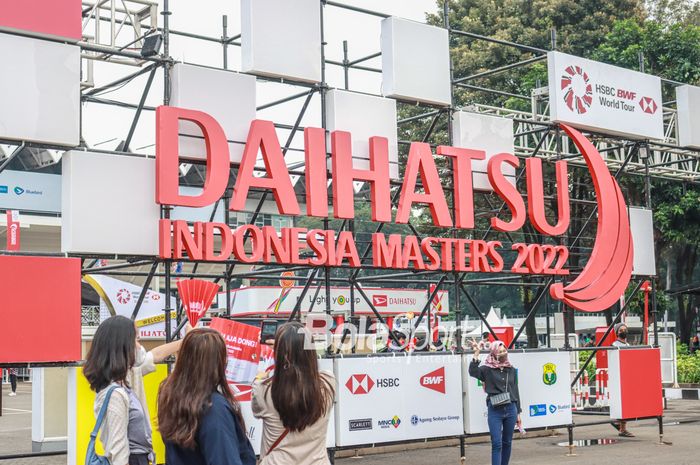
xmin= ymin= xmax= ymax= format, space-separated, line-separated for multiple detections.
xmin=607 ymin=350 xmax=623 ymax=419
xmin=452 ymin=111 xmax=515 ymax=191
xmin=463 ymin=352 xmax=572 ymax=433
xmin=241 ymin=0 xmax=321 ymax=83
xmin=548 ymin=51 xmax=663 ymax=140
xmin=61 ymin=151 xmax=159 ymax=256
xmin=676 ymin=85 xmax=700 ymax=148
xmin=326 ymin=89 xmax=399 ymax=179
xmin=629 ymin=207 xmax=656 ymax=276
xmin=170 ymin=186 xmax=226 ymax=223
xmin=335 ymin=355 xmax=463 ymax=446
xmin=381 ymin=17 xmax=451 ymax=106
xmin=0 ymin=33 xmax=79 ymax=146
xmin=170 ymin=63 xmax=256 ymax=163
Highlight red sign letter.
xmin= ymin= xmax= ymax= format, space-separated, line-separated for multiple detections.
xmin=156 ymin=106 xmax=230 ymax=207
xmin=397 ymin=143 xmax=452 ymax=228
xmin=526 ymin=158 xmax=570 ymax=236
xmin=331 ymin=132 xmax=391 ymax=222
xmin=488 ymin=153 xmax=525 ymax=232
xmin=437 ymin=146 xmax=485 ymax=229
xmin=231 ymin=120 xmax=300 ymax=215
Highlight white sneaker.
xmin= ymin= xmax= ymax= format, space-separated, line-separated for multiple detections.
xmin=8 ymin=392 xmax=16 ymax=397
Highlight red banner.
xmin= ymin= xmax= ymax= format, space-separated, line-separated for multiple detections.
xmin=6 ymin=210 xmax=20 ymax=251
xmin=209 ymin=318 xmax=261 ymax=384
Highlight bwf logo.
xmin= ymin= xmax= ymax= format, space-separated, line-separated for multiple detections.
xmin=419 ymin=367 xmax=446 ymax=394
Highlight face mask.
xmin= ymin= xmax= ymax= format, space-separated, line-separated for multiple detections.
xmin=135 ymin=345 xmax=147 ymax=366
xmin=618 ymin=331 xmax=627 ymax=338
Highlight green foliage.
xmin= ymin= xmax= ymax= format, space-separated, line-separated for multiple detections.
xmin=426 ymin=0 xmax=643 ymax=109
xmin=579 ymin=350 xmax=596 ymax=381
xmin=676 ymin=342 xmax=700 ymax=384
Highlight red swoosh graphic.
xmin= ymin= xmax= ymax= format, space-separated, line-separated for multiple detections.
xmin=550 ymin=124 xmax=634 ymax=312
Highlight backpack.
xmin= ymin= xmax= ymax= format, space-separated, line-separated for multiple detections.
xmin=85 ymin=385 xmax=118 ymax=465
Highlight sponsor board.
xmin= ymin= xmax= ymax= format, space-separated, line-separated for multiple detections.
xmin=548 ymin=51 xmax=663 ymax=140
xmin=223 ymin=286 xmax=449 ymax=316
xmin=335 ymin=355 xmax=463 ymax=446
xmin=463 ymin=351 xmax=572 ymax=433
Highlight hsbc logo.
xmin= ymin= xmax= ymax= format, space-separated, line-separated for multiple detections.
xmin=639 ymin=96 xmax=658 ymax=114
xmin=420 ymin=367 xmax=446 ymax=394
xmin=372 ymin=295 xmax=387 ymax=307
xmin=345 ymin=374 xmax=374 ymax=394
xmin=345 ymin=374 xmax=399 ymax=394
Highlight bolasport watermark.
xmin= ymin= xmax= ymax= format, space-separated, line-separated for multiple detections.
xmin=296 ymin=314 xmax=481 ymax=356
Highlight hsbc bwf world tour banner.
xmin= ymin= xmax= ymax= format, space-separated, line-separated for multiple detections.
xmin=548 ymin=51 xmax=663 ymax=140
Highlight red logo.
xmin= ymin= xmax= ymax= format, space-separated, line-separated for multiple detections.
xmin=420 ymin=367 xmax=446 ymax=394
xmin=561 ymin=66 xmax=592 ymax=114
xmin=372 ymin=295 xmax=388 ymax=307
xmin=150 ymin=293 xmax=161 ymax=301
xmin=116 ymin=289 xmax=131 ymax=304
xmin=639 ymin=96 xmax=657 ymax=114
xmin=346 ymin=374 xmax=375 ymax=394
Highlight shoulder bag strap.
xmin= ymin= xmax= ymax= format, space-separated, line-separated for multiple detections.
xmin=90 ymin=386 xmax=118 ymax=439
xmin=264 ymin=428 xmax=289 ymax=457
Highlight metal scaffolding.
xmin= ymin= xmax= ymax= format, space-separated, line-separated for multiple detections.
xmin=0 ymin=0 xmax=678 ymax=459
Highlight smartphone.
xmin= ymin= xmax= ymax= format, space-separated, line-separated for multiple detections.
xmin=260 ymin=320 xmax=279 ymax=345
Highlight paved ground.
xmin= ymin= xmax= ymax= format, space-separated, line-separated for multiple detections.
xmin=2 ymin=381 xmax=699 ymax=464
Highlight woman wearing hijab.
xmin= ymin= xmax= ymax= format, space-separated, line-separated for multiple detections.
xmin=469 ymin=339 xmax=521 ymax=465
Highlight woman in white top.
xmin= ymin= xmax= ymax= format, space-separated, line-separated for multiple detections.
xmin=83 ymin=316 xmax=186 ymax=465
xmin=252 ymin=322 xmax=335 ymax=465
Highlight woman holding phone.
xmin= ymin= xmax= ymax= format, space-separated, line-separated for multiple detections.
xmin=469 ymin=339 xmax=522 ymax=465
xmin=158 ymin=328 xmax=255 ymax=465
xmin=252 ymin=321 xmax=335 ymax=464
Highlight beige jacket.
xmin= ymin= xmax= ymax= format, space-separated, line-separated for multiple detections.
xmin=252 ymin=370 xmax=335 ymax=465
xmin=93 ymin=350 xmax=156 ymax=465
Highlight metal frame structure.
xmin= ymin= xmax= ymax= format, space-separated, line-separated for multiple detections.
xmin=0 ymin=0 xmax=684 ymax=460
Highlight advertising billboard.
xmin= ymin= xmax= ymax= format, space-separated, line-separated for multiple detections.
xmin=223 ymin=286 xmax=449 ymax=317
xmin=335 ymin=355 xmax=463 ymax=446
xmin=547 ymin=51 xmax=663 ymax=140
xmin=675 ymin=84 xmax=700 ymax=148
xmin=0 ymin=169 xmax=61 ymax=213
xmin=463 ymin=351 xmax=572 ymax=433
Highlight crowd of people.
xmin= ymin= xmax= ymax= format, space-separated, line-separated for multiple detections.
xmin=83 ymin=316 xmax=335 ymax=465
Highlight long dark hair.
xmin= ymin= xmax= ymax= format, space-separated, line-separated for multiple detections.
xmin=158 ymin=328 xmax=244 ymax=449
xmin=269 ymin=322 xmax=334 ymax=432
xmin=83 ymin=316 xmax=136 ymax=392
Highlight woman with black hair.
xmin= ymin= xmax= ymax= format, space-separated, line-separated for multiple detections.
xmin=83 ymin=316 xmax=185 ymax=465
xmin=252 ymin=321 xmax=335 ymax=464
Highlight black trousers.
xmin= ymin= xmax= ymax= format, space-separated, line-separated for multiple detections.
xmin=9 ymin=374 xmax=17 ymax=393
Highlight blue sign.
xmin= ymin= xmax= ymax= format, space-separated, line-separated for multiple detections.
xmin=0 ymin=185 xmax=7 ymax=194
xmin=529 ymin=404 xmax=547 ymax=417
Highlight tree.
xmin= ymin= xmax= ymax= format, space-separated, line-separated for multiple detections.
xmin=592 ymin=18 xmax=700 ymax=342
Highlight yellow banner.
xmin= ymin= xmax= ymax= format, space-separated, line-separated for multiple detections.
xmin=135 ymin=311 xmax=177 ymax=328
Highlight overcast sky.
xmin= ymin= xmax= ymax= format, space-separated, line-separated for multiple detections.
xmin=82 ymin=0 xmax=438 ymax=167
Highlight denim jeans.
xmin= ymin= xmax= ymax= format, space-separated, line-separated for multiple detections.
xmin=487 ymin=401 xmax=517 ymax=465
